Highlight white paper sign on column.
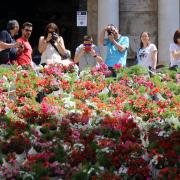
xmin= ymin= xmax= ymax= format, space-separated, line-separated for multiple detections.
xmin=77 ymin=11 xmax=87 ymax=27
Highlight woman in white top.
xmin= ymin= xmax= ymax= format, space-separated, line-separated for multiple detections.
xmin=169 ymin=30 xmax=180 ymax=67
xmin=137 ymin=32 xmax=157 ymax=70
xmin=38 ymin=23 xmax=72 ymax=66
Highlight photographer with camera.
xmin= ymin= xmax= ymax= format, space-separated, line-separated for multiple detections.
xmin=38 ymin=22 xmax=72 ymax=66
xmin=99 ymin=24 xmax=129 ymax=77
xmin=74 ymin=35 xmax=103 ymax=71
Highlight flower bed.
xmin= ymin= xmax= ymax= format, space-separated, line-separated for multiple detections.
xmin=0 ymin=64 xmax=179 ymax=179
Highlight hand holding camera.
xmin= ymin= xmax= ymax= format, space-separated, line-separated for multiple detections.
xmin=51 ymin=32 xmax=58 ymax=41
xmin=107 ymin=28 xmax=113 ymax=36
xmin=105 ymin=25 xmax=113 ymax=35
xmin=106 ymin=26 xmax=115 ymax=42
xmin=89 ymin=48 xmax=97 ymax=58
xmin=46 ymin=32 xmax=59 ymax=43
xmin=83 ymin=39 xmax=92 ymax=53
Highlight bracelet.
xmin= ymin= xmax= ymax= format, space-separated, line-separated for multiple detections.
xmin=93 ymin=54 xmax=97 ymax=58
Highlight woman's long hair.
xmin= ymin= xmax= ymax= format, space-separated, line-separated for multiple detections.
xmin=173 ymin=29 xmax=180 ymax=44
xmin=140 ymin=32 xmax=151 ymax=48
xmin=43 ymin=22 xmax=59 ymax=39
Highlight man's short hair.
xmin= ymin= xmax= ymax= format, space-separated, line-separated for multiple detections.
xmin=7 ymin=20 xmax=19 ymax=30
xmin=22 ymin=22 xmax=33 ymax=29
xmin=83 ymin=35 xmax=93 ymax=41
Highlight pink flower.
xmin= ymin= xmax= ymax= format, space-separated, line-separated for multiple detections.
xmin=41 ymin=102 xmax=49 ymax=113
xmin=114 ymin=63 xmax=122 ymax=69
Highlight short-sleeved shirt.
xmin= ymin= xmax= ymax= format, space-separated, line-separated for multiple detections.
xmin=169 ymin=42 xmax=180 ymax=67
xmin=16 ymin=37 xmax=32 ymax=65
xmin=0 ymin=30 xmax=17 ymax=61
xmin=104 ymin=36 xmax=129 ymax=67
xmin=137 ymin=43 xmax=157 ymax=68
xmin=75 ymin=44 xmax=100 ymax=71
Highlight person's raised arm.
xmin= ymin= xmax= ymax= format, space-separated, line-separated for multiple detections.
xmin=38 ymin=36 xmax=49 ymax=54
xmin=56 ymin=36 xmax=67 ymax=56
xmin=110 ymin=36 xmax=129 ymax=52
xmin=99 ymin=28 xmax=106 ymax=45
xmin=89 ymin=47 xmax=103 ymax=64
xmin=74 ymin=47 xmax=84 ymax=63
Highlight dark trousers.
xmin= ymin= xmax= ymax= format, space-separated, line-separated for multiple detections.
xmin=108 ymin=67 xmax=117 ymax=77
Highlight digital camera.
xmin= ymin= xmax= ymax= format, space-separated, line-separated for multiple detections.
xmin=83 ymin=40 xmax=92 ymax=52
xmin=107 ymin=25 xmax=114 ymax=35
xmin=107 ymin=29 xmax=113 ymax=35
xmin=51 ymin=32 xmax=58 ymax=41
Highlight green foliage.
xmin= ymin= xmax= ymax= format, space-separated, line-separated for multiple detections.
xmin=116 ymin=65 xmax=148 ymax=79
xmin=72 ymin=172 xmax=89 ymax=180
xmin=166 ymin=81 xmax=180 ymax=95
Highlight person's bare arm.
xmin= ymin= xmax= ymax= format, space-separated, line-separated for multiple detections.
xmin=38 ymin=36 xmax=49 ymax=54
xmin=99 ymin=28 xmax=106 ymax=45
xmin=56 ymin=36 xmax=66 ymax=56
xmin=89 ymin=47 xmax=103 ymax=63
xmin=0 ymin=41 xmax=20 ymax=50
xmin=108 ymin=35 xmax=126 ymax=52
xmin=171 ymin=50 xmax=180 ymax=60
xmin=74 ymin=48 xmax=84 ymax=63
xmin=151 ymin=50 xmax=158 ymax=69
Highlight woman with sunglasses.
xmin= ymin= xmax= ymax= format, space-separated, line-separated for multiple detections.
xmin=38 ymin=22 xmax=71 ymax=66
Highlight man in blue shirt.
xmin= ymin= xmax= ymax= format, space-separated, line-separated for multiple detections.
xmin=99 ymin=24 xmax=129 ymax=76
xmin=0 ymin=20 xmax=20 ymax=64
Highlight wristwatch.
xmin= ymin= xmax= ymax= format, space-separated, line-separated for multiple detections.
xmin=93 ymin=54 xmax=97 ymax=58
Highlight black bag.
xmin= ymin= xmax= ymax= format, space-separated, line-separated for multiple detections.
xmin=0 ymin=49 xmax=10 ymax=64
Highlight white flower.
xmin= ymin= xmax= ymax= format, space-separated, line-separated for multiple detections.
xmin=158 ymin=131 xmax=166 ymax=137
xmin=4 ymin=106 xmax=10 ymax=114
xmin=62 ymin=97 xmax=76 ymax=108
xmin=100 ymin=87 xmax=109 ymax=94
xmin=2 ymin=75 xmax=8 ymax=81
xmin=118 ymin=166 xmax=128 ymax=174
xmin=73 ymin=143 xmax=85 ymax=151
xmin=28 ymin=147 xmax=37 ymax=155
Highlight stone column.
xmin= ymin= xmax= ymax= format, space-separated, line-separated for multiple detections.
xmin=158 ymin=0 xmax=179 ymax=64
xmin=98 ymin=0 xmax=119 ymax=59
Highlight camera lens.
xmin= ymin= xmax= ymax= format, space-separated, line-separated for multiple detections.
xmin=51 ymin=32 xmax=58 ymax=41
xmin=107 ymin=30 xmax=112 ymax=35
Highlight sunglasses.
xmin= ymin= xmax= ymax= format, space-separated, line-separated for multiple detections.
xmin=48 ymin=31 xmax=55 ymax=33
xmin=24 ymin=29 xmax=32 ymax=32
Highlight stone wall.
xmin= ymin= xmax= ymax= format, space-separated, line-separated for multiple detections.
xmin=87 ymin=0 xmax=158 ymax=60
xmin=87 ymin=0 xmax=98 ymax=43
xmin=119 ymin=0 xmax=158 ymax=59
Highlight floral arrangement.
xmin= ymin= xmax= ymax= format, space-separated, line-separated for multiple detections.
xmin=0 ymin=63 xmax=179 ymax=179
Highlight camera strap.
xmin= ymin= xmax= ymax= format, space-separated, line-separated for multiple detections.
xmin=50 ymin=41 xmax=63 ymax=57
xmin=50 ymin=41 xmax=69 ymax=60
